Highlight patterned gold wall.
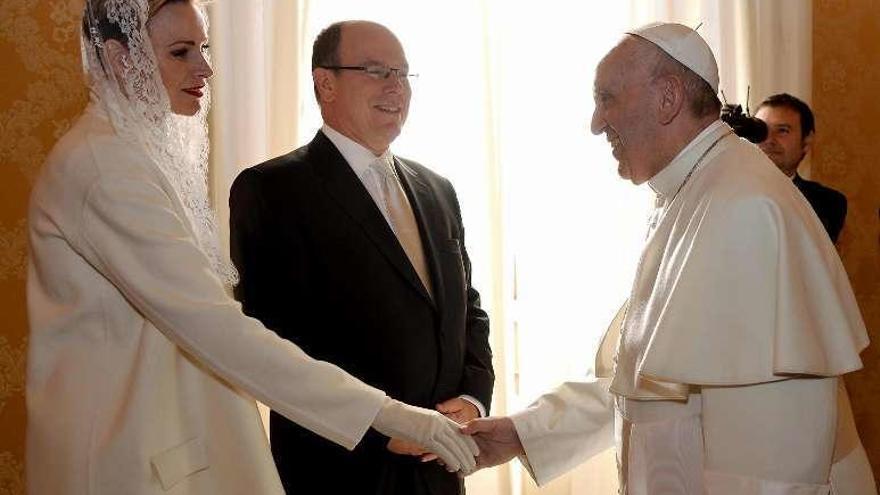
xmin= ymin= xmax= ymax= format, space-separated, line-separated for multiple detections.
xmin=813 ymin=0 xmax=880 ymax=479
xmin=0 ymin=0 xmax=86 ymax=492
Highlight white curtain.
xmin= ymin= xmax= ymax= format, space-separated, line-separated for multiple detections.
xmin=207 ymin=2 xmax=812 ymax=494
xmin=208 ymin=0 xmax=307 ymax=250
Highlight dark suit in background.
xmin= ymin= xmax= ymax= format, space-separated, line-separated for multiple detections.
xmin=755 ymin=93 xmax=848 ymax=244
xmin=229 ymin=130 xmax=493 ymax=495
xmin=793 ymin=173 xmax=847 ymax=243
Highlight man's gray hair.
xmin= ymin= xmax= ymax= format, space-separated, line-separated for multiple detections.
xmin=649 ymin=47 xmax=721 ymax=118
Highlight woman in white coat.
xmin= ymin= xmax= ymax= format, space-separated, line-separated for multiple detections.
xmin=25 ymin=1 xmax=477 ymax=493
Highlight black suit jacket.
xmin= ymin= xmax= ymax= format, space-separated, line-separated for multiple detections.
xmin=229 ymin=131 xmax=493 ymax=495
xmin=793 ymin=173 xmax=847 ymax=243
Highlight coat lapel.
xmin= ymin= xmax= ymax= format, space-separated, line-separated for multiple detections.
xmin=394 ymin=158 xmax=445 ymax=313
xmin=308 ymin=132 xmax=434 ymax=307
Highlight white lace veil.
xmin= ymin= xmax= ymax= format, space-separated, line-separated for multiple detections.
xmin=81 ymin=0 xmax=238 ymax=285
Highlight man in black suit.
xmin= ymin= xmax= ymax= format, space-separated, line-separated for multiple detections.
xmin=756 ymin=93 xmax=848 ymax=242
xmin=229 ymin=20 xmax=493 ymax=495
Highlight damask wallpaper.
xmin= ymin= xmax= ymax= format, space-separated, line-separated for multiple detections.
xmin=814 ymin=0 xmax=880 ymax=479
xmin=0 ymin=0 xmax=87 ymax=493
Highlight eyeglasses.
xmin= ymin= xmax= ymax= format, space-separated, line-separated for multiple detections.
xmin=320 ymin=64 xmax=418 ymax=81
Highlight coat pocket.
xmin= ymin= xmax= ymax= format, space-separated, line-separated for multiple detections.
xmin=150 ymin=437 xmax=209 ymax=491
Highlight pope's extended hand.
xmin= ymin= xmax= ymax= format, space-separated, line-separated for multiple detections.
xmin=372 ymin=397 xmax=479 ymax=474
xmin=461 ymin=416 xmax=524 ymax=470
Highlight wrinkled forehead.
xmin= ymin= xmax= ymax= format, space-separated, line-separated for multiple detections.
xmin=339 ymin=22 xmax=408 ymax=66
xmin=593 ymin=38 xmax=637 ymax=89
xmin=594 ymin=37 xmax=647 ymax=92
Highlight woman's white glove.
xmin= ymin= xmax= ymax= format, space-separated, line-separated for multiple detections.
xmin=372 ymin=397 xmax=479 ymax=474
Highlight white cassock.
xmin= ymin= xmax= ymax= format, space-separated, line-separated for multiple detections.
xmin=511 ymin=121 xmax=875 ymax=495
xmin=26 ymin=104 xmax=386 ymax=494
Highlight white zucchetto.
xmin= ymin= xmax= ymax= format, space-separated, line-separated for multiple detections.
xmin=627 ymin=22 xmax=719 ymax=93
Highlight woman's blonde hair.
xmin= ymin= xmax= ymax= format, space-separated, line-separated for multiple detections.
xmin=147 ymin=0 xmax=192 ymax=20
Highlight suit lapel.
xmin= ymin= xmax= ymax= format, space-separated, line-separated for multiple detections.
xmin=394 ymin=158 xmax=445 ymax=313
xmin=308 ymin=132 xmax=434 ymax=306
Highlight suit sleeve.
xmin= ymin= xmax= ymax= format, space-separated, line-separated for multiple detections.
xmin=74 ymin=172 xmax=385 ymax=450
xmin=827 ymin=191 xmax=847 ymax=243
xmin=450 ymin=184 xmax=495 ymax=412
xmin=228 ymin=167 xmax=268 ymax=321
xmin=229 ymin=167 xmax=305 ymax=333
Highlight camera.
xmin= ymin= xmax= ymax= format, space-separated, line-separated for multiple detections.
xmin=721 ymin=103 xmax=768 ymax=143
xmin=719 ymin=89 xmax=768 ymax=144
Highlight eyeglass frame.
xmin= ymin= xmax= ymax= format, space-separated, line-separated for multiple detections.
xmin=319 ymin=64 xmax=418 ymax=81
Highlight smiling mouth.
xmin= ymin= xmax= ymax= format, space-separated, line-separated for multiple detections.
xmin=183 ymin=87 xmax=204 ymax=98
xmin=374 ymin=104 xmax=401 ymax=114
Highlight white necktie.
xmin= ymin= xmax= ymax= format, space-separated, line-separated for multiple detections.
xmin=369 ymin=158 xmax=434 ymax=297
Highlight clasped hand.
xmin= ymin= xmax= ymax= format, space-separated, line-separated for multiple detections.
xmin=371 ymin=397 xmax=479 ymax=474
xmin=373 ymin=398 xmax=524 ymax=475
xmin=386 ymin=397 xmax=480 ymax=465
xmin=461 ymin=416 xmax=524 ymax=471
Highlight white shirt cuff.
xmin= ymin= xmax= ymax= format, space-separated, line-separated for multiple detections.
xmin=458 ymin=395 xmax=486 ymax=417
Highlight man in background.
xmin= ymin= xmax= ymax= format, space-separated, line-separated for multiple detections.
xmin=229 ymin=20 xmax=493 ymax=495
xmin=756 ymin=93 xmax=847 ymax=243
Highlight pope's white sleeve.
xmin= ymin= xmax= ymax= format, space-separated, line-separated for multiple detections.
xmin=510 ymin=378 xmax=615 ymax=486
xmin=76 ymin=176 xmax=385 ymax=450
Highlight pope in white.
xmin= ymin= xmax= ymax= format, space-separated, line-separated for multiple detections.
xmin=463 ymin=22 xmax=875 ymax=495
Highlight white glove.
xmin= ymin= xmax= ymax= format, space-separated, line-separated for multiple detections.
xmin=372 ymin=397 xmax=479 ymax=473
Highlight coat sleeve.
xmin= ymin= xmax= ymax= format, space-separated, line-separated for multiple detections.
xmin=74 ymin=173 xmax=385 ymax=450
xmin=228 ymin=167 xmax=304 ymax=333
xmin=449 ymin=184 xmax=495 ymax=411
xmin=511 ymin=378 xmax=615 ymax=486
xmin=827 ymin=190 xmax=847 ymax=243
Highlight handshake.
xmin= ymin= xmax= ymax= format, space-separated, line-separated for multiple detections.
xmin=372 ymin=397 xmax=522 ymax=475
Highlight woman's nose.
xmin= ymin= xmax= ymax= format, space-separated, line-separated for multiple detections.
xmin=197 ymin=54 xmax=213 ymax=79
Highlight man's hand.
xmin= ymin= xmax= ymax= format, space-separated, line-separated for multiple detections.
xmin=461 ymin=416 xmax=524 ymax=470
xmin=437 ymin=397 xmax=480 ymax=425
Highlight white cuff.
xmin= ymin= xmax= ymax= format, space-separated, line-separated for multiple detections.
xmin=458 ymin=395 xmax=486 ymax=417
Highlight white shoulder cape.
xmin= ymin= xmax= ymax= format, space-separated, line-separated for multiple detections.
xmin=598 ymin=128 xmax=868 ymax=399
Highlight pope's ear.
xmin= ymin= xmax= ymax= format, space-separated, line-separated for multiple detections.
xmin=103 ymin=39 xmax=129 ymax=81
xmin=313 ymin=68 xmax=336 ymax=103
xmin=654 ymin=74 xmax=685 ymax=125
